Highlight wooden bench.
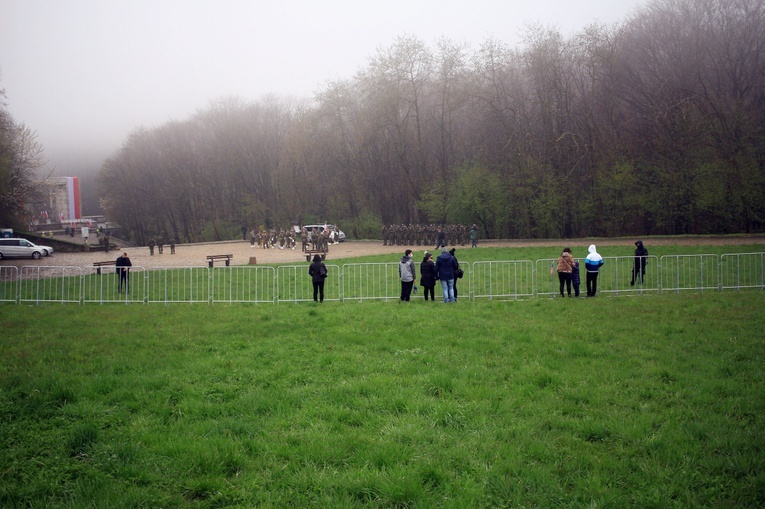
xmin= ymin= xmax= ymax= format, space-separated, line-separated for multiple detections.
xmin=207 ymin=254 xmax=233 ymax=267
xmin=93 ymin=260 xmax=116 ymax=275
xmin=304 ymin=249 xmax=327 ymax=262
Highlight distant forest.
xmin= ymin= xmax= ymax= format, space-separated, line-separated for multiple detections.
xmin=99 ymin=0 xmax=765 ymax=244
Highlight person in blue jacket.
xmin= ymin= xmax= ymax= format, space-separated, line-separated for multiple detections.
xmin=584 ymin=244 xmax=604 ymax=297
xmin=435 ymin=246 xmax=458 ymax=303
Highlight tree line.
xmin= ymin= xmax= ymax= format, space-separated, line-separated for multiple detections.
xmin=0 ymin=85 xmax=47 ymax=229
xmin=98 ymin=0 xmax=765 ymax=244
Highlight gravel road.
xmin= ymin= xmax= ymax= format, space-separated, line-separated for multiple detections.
xmin=2 ymin=235 xmax=764 ymax=272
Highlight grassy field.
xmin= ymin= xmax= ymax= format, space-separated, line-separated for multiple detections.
xmin=1 ymin=246 xmax=764 ymax=507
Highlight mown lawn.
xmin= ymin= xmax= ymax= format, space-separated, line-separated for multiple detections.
xmin=1 ymin=283 xmax=764 ymax=507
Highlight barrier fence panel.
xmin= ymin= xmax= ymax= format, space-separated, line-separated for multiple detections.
xmin=277 ymin=264 xmax=341 ymax=303
xmin=596 ymin=256 xmax=660 ymax=296
xmin=472 ymin=260 xmax=533 ymax=300
xmin=19 ymin=266 xmax=82 ymax=304
xmin=82 ymin=266 xmax=146 ymax=304
xmin=146 ymin=267 xmax=208 ymax=304
xmin=342 ymin=263 xmax=399 ymax=301
xmin=0 ymin=267 xmax=19 ymax=303
xmin=720 ymin=252 xmax=765 ymax=290
xmin=4 ymin=251 xmax=765 ymax=305
xmin=211 ymin=266 xmax=276 ymax=303
xmin=536 ymin=259 xmax=559 ymax=298
xmin=453 ymin=262 xmax=470 ymax=301
xmin=660 ymin=254 xmax=719 ymax=293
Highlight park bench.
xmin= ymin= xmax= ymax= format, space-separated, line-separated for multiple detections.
xmin=304 ymin=248 xmax=327 ymax=263
xmin=207 ymin=254 xmax=233 ymax=267
xmin=93 ymin=260 xmax=116 ymax=275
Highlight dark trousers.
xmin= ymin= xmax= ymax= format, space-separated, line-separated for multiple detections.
xmin=558 ymin=272 xmax=572 ymax=296
xmin=401 ymin=281 xmax=414 ymax=301
xmin=312 ymin=281 xmax=324 ymax=302
xmin=586 ymin=272 xmax=599 ymax=296
xmin=423 ymin=285 xmax=435 ymax=301
xmin=118 ymin=272 xmax=129 ymax=293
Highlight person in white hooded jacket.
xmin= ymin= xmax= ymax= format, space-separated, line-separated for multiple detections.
xmin=584 ymin=244 xmax=604 ymax=297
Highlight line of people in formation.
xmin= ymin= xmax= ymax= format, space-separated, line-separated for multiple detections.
xmin=554 ymin=241 xmax=648 ymax=298
xmin=248 ymin=227 xmax=339 ymax=252
xmin=382 ymin=224 xmax=479 ymax=248
xmin=147 ymin=238 xmax=176 ymax=255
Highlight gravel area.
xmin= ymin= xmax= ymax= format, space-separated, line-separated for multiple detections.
xmin=2 ymin=235 xmax=764 ymax=272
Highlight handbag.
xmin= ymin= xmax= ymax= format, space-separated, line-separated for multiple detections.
xmin=456 ymin=268 xmax=464 ymax=279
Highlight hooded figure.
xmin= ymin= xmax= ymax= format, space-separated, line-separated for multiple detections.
xmin=584 ymin=244 xmax=604 ymax=297
xmin=631 ymin=240 xmax=648 ymax=286
xmin=399 ymin=249 xmax=416 ymax=301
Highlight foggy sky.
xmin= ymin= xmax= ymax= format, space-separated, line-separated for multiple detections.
xmin=1 ymin=0 xmax=645 ymax=176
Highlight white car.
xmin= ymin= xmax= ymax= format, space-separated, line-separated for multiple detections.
xmin=302 ymin=224 xmax=346 ymax=242
xmin=0 ymin=238 xmax=54 ymax=259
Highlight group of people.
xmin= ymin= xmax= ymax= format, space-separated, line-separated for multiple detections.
xmin=250 ymin=228 xmax=297 ymax=250
xmin=398 ymin=246 xmax=463 ymax=303
xmin=147 ymin=238 xmax=176 ymax=255
xmin=247 ymin=226 xmax=339 ymax=253
xmin=555 ymin=241 xmax=648 ymax=298
xmin=383 ymin=224 xmax=479 ymax=248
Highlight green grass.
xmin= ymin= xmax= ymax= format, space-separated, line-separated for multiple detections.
xmin=2 ymin=290 xmax=764 ymax=507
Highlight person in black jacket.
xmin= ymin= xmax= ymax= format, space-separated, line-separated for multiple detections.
xmin=115 ymin=252 xmax=132 ymax=294
xmin=419 ymin=252 xmax=437 ymax=301
xmin=631 ymin=240 xmax=648 ymax=286
xmin=308 ymin=254 xmax=327 ymax=302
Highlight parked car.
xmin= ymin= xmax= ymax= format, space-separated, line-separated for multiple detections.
xmin=302 ymin=224 xmax=346 ymax=242
xmin=0 ymin=238 xmax=54 ymax=259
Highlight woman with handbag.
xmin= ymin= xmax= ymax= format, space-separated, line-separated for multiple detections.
xmin=308 ymin=254 xmax=328 ymax=302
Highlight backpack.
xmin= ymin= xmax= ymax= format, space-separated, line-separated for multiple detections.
xmin=319 ymin=265 xmax=327 ymax=278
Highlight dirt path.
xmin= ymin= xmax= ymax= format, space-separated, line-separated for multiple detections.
xmin=2 ymin=235 xmax=764 ymax=272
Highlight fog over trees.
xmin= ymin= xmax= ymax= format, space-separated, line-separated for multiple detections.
xmin=99 ymin=0 xmax=765 ymax=243
xmin=0 ymin=86 xmax=47 ymax=229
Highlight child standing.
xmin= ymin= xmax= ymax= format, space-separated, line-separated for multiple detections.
xmin=571 ymin=260 xmax=581 ymax=297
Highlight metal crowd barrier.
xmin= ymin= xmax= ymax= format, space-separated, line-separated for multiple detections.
xmin=472 ymin=260 xmax=533 ymax=300
xmin=0 ymin=266 xmax=19 ymax=303
xmin=720 ymin=252 xmax=765 ymax=291
xmin=0 ymin=252 xmax=763 ymax=304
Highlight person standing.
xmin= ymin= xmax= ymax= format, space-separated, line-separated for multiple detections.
xmin=148 ymin=239 xmax=155 ymax=255
xmin=157 ymin=237 xmax=164 ymax=254
xmin=469 ymin=224 xmax=478 ymax=248
xmin=449 ymin=248 xmax=461 ymax=301
xmin=571 ymin=259 xmax=581 ymax=297
xmin=308 ymin=254 xmax=327 ymax=302
xmin=435 ymin=227 xmax=446 ymax=249
xmin=585 ymin=244 xmax=604 ymax=297
xmin=435 ymin=246 xmax=458 ymax=303
xmin=115 ymin=251 xmax=132 ymax=294
xmin=169 ymin=238 xmax=176 ymax=254
xmin=631 ymin=240 xmax=648 ymax=286
xmin=419 ymin=252 xmax=437 ymax=301
xmin=399 ymin=249 xmax=416 ymax=302
xmin=556 ymin=247 xmax=575 ymax=297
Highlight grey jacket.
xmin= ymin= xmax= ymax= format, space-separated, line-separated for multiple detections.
xmin=399 ymin=255 xmax=416 ymax=282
